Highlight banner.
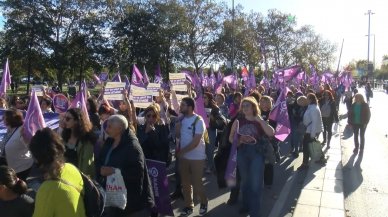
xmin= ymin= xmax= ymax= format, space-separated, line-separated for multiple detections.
xmin=145 ymin=159 xmax=174 ymax=216
xmin=53 ymin=94 xmax=69 ymax=113
xmin=131 ymin=88 xmax=153 ymax=108
xmin=104 ymin=82 xmax=126 ymax=100
xmin=0 ymin=110 xmax=60 ymax=141
xmin=146 ymin=83 xmax=161 ymax=96
xmin=169 ymin=73 xmax=187 ymax=92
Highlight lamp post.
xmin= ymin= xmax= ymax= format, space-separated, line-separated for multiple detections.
xmin=231 ymin=0 xmax=235 ymax=74
xmin=365 ymin=10 xmax=374 ymax=81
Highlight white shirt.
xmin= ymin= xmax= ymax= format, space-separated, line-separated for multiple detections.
xmin=303 ymin=104 xmax=323 ymax=137
xmin=180 ymin=114 xmax=206 ymax=160
xmin=4 ymin=127 xmax=33 ymax=173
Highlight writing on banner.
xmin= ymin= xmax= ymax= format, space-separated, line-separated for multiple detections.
xmin=169 ymin=73 xmax=187 ymax=92
xmin=146 ymin=83 xmax=161 ymax=96
xmin=0 ymin=110 xmax=60 ymax=142
xmin=53 ymin=94 xmax=69 ymax=113
xmin=131 ymin=88 xmax=153 ymax=108
xmin=104 ymin=82 xmax=126 ymax=100
xmin=31 ymin=85 xmax=47 ymax=96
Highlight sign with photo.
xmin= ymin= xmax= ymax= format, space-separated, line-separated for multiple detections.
xmin=53 ymin=94 xmax=69 ymax=113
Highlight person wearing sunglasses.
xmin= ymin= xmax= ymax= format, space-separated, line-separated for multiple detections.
xmin=61 ymin=108 xmax=96 ymax=178
xmin=135 ymin=104 xmax=169 ymax=164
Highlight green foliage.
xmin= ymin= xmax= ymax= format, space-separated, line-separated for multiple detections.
xmin=0 ymin=0 xmax=338 ymax=88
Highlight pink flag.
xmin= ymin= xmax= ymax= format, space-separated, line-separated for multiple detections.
xmin=269 ymin=88 xmax=291 ymax=142
xmin=283 ymin=65 xmax=301 ymax=82
xmin=0 ymin=58 xmax=11 ymax=96
xmin=24 ymin=91 xmax=46 ymax=140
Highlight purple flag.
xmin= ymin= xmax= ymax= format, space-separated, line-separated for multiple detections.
xmin=145 ymin=159 xmax=174 ymax=216
xmin=216 ymin=69 xmax=223 ymax=82
xmin=143 ymin=66 xmax=150 ymax=85
xmin=99 ymin=72 xmax=109 ymax=82
xmin=154 ymin=64 xmax=162 ymax=83
xmin=69 ymin=84 xmax=89 ymax=122
xmin=225 ymin=120 xmax=239 ymax=187
xmin=283 ymin=65 xmax=301 ymax=82
xmin=260 ymin=77 xmax=270 ymax=92
xmin=111 ymin=72 xmax=121 ymax=82
xmin=269 ymin=88 xmax=291 ymax=142
xmin=0 ymin=59 xmax=11 ymax=96
xmin=123 ymin=75 xmax=130 ymax=90
xmin=132 ymin=65 xmax=144 ymax=85
xmin=209 ymin=68 xmax=216 ymax=87
xmin=223 ymin=75 xmax=237 ymax=90
xmin=194 ymin=97 xmax=209 ymax=128
xmin=24 ymin=91 xmax=46 ymax=140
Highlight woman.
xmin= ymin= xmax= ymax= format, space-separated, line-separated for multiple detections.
xmin=61 ymin=108 xmax=96 ymax=178
xmin=348 ymin=93 xmax=371 ymax=154
xmin=229 ymin=96 xmax=274 ymax=217
xmin=96 ymin=115 xmax=154 ymax=217
xmin=298 ymin=93 xmax=324 ymax=170
xmin=0 ymin=97 xmax=8 ymax=109
xmin=29 ymin=128 xmax=86 ymax=217
xmin=40 ymin=98 xmax=54 ymax=114
xmin=204 ymin=92 xmax=219 ymax=174
xmin=228 ymin=92 xmax=242 ymax=119
xmin=365 ymin=82 xmax=373 ymax=104
xmin=0 ymin=109 xmax=33 ymax=181
xmin=136 ymin=104 xmax=169 ymax=163
xmin=319 ymin=90 xmax=339 ymax=148
xmin=0 ymin=165 xmax=34 ymax=217
xmin=86 ymin=98 xmax=101 ymax=132
xmin=215 ymin=93 xmax=228 ymax=119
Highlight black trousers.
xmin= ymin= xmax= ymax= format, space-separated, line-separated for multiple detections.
xmin=353 ymin=124 xmax=366 ymax=150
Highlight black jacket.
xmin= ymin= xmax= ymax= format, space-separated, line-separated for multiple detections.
xmin=136 ymin=124 xmax=170 ymax=163
xmin=96 ymin=129 xmax=155 ymax=214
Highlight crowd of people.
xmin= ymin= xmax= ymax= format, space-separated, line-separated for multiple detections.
xmin=0 ymin=78 xmax=371 ymax=217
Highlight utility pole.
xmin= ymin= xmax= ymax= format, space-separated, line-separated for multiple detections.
xmin=365 ymin=10 xmax=374 ymax=81
xmin=231 ymin=0 xmax=235 ymax=75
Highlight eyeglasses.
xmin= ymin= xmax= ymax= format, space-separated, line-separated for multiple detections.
xmin=146 ymin=114 xmax=157 ymax=118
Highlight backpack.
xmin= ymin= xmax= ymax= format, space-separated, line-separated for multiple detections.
xmin=55 ymin=172 xmax=106 ymax=217
xmin=191 ymin=115 xmax=209 ymax=144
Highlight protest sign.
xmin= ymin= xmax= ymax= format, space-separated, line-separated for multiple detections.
xmin=175 ymin=94 xmax=188 ymax=104
xmin=131 ymin=88 xmax=153 ymax=108
xmin=104 ymin=82 xmax=126 ymax=100
xmin=146 ymin=83 xmax=161 ymax=96
xmin=53 ymin=94 xmax=69 ymax=113
xmin=31 ymin=85 xmax=46 ymax=96
xmin=146 ymin=159 xmax=174 ymax=216
xmin=169 ymin=73 xmax=187 ymax=92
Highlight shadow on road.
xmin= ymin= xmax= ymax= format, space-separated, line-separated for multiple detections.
xmin=343 ymin=152 xmax=364 ymax=199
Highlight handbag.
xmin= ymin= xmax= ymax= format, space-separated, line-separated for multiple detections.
xmin=105 ymin=168 xmax=127 ymax=210
xmin=308 ymin=139 xmax=323 ymax=160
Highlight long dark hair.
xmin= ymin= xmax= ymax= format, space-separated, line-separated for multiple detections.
xmin=0 ymin=166 xmax=28 ymax=195
xmin=61 ymin=108 xmax=95 ymax=144
xmin=29 ymin=128 xmax=65 ymax=179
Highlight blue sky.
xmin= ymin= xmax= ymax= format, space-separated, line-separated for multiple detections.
xmin=1 ymin=1 xmax=387 ymax=69
xmin=227 ymin=0 xmax=388 ymax=69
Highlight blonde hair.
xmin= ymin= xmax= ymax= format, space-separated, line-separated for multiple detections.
xmin=240 ymin=96 xmax=261 ymax=117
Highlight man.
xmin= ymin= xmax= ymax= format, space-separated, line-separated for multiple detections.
xmin=176 ymin=97 xmax=208 ymax=216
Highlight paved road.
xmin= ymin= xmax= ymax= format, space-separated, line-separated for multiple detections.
xmin=342 ymin=89 xmax=388 ymax=217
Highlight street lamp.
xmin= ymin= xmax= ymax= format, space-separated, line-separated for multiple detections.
xmin=365 ymin=10 xmax=374 ymax=81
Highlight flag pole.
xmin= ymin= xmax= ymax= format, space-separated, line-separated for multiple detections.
xmin=336 ymin=38 xmax=344 ymax=74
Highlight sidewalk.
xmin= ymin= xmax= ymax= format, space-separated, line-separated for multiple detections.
xmin=293 ymin=124 xmax=345 ymax=216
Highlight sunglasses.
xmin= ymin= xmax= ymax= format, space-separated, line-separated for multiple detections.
xmin=146 ymin=114 xmax=157 ymax=118
xmin=64 ymin=116 xmax=74 ymax=121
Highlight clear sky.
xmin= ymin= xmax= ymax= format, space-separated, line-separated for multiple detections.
xmin=1 ymin=1 xmax=387 ymax=69
xmin=227 ymin=0 xmax=388 ymax=69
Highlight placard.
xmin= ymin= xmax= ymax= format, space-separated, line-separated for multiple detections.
xmin=147 ymin=83 xmax=161 ymax=96
xmin=53 ymin=94 xmax=69 ymax=113
xmin=104 ymin=82 xmax=126 ymax=100
xmin=175 ymin=94 xmax=188 ymax=104
xmin=31 ymin=85 xmax=46 ymax=96
xmin=131 ymin=88 xmax=153 ymax=108
xmin=169 ymin=73 xmax=187 ymax=92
